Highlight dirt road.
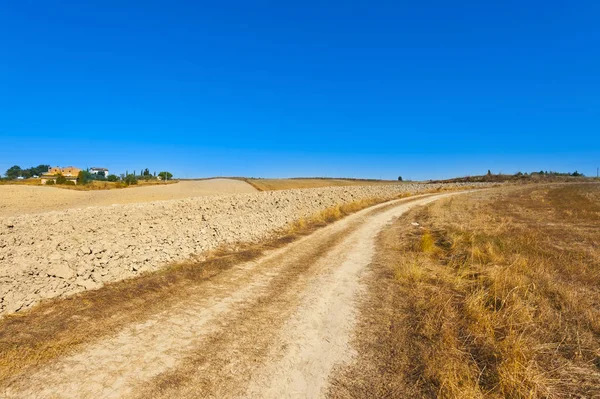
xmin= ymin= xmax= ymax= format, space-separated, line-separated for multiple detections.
xmin=0 ymin=179 xmax=257 ymax=216
xmin=2 ymin=192 xmax=462 ymax=399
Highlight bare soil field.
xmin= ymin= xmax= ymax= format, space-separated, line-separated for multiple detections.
xmin=0 ymin=179 xmax=257 ymax=216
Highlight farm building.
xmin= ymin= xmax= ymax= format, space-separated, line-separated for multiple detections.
xmin=89 ymin=167 xmax=109 ymax=177
xmin=41 ymin=166 xmax=81 ymax=185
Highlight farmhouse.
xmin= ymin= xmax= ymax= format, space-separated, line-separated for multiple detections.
xmin=89 ymin=167 xmax=109 ymax=177
xmin=41 ymin=166 xmax=81 ymax=185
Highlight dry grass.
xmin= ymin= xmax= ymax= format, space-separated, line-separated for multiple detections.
xmin=0 ymin=194 xmax=405 ymax=387
xmin=52 ymin=179 xmax=179 ymax=190
xmin=331 ymin=183 xmax=600 ymax=398
xmin=286 ymin=197 xmax=398 ymax=232
xmin=243 ymin=178 xmax=400 ymax=191
xmin=0 ymin=179 xmax=41 ymax=186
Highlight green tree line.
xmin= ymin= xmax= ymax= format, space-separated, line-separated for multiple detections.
xmin=4 ymin=164 xmax=50 ymax=179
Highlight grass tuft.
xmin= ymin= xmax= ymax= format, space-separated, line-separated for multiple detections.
xmin=420 ymin=230 xmax=437 ymax=253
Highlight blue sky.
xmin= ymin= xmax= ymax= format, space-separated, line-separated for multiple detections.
xmin=1 ymin=0 xmax=599 ymax=180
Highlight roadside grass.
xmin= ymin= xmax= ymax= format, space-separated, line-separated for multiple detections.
xmin=0 ymin=193 xmax=417 ymax=387
xmin=287 ymin=197 xmax=394 ymax=232
xmin=331 ymin=183 xmax=600 ymax=398
xmin=243 ymin=178 xmax=400 ymax=191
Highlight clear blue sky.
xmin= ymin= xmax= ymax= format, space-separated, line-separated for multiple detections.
xmin=1 ymin=1 xmax=599 ymax=180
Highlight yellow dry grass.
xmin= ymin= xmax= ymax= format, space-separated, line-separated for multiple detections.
xmin=53 ymin=179 xmax=178 ymax=190
xmin=331 ymin=183 xmax=600 ymax=398
xmin=0 ymin=179 xmax=41 ymax=186
xmin=286 ymin=198 xmax=386 ymax=234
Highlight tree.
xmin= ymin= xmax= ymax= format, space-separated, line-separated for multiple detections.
xmin=5 ymin=164 xmax=50 ymax=179
xmin=107 ymin=174 xmax=119 ymax=182
xmin=143 ymin=168 xmax=151 ymax=176
xmin=5 ymin=165 xmax=22 ymax=179
xmin=30 ymin=164 xmax=49 ymax=176
xmin=77 ymin=170 xmax=93 ymax=185
xmin=487 ymin=169 xmax=492 ymax=176
xmin=158 ymin=171 xmax=173 ymax=180
xmin=397 ymin=176 xmax=403 ymax=181
xmin=571 ymin=171 xmax=583 ymax=177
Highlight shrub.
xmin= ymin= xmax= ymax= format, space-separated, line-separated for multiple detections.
xmin=107 ymin=174 xmax=119 ymax=182
xmin=158 ymin=171 xmax=173 ymax=180
xmin=45 ymin=179 xmax=55 ymax=185
xmin=124 ymin=174 xmax=138 ymax=185
xmin=63 ymin=180 xmax=75 ymax=186
xmin=55 ymin=174 xmax=67 ymax=185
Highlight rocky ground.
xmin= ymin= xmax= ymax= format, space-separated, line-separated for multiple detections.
xmin=0 ymin=183 xmax=488 ymax=317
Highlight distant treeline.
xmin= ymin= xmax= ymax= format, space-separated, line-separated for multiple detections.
xmin=429 ymin=170 xmax=589 ymax=184
xmin=4 ymin=164 xmax=49 ymax=179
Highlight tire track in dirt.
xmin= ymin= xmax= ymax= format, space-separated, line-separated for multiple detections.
xmin=2 ymin=192 xmax=465 ymax=399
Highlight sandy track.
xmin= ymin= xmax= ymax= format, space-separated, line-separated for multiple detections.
xmin=0 ymin=179 xmax=256 ymax=216
xmin=2 ymin=192 xmax=464 ymax=399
